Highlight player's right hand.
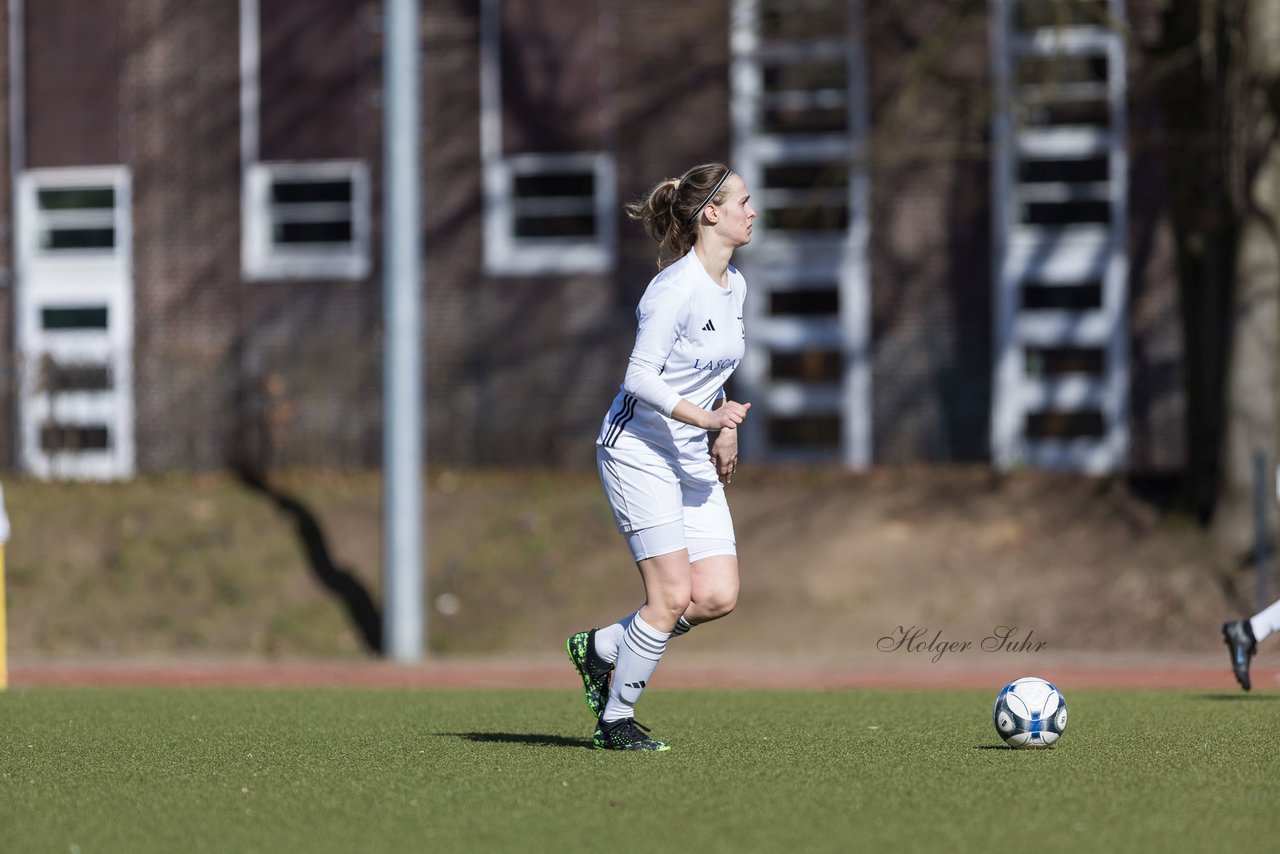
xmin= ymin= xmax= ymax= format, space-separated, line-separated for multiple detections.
xmin=706 ymin=400 xmax=750 ymax=431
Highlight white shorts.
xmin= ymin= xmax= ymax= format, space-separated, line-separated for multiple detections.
xmin=596 ymin=443 xmax=736 ymax=562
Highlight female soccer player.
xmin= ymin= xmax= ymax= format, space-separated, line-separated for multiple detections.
xmin=567 ymin=163 xmax=756 ymax=750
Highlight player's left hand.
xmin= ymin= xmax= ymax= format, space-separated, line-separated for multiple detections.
xmin=710 ymin=427 xmax=738 ymax=485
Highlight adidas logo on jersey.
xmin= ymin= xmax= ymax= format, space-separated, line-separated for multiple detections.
xmin=702 ymin=319 xmax=716 ymax=332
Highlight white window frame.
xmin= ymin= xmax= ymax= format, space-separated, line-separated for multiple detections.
xmin=15 ymin=165 xmax=135 ymax=480
xmin=731 ymin=0 xmax=871 ymax=469
xmin=19 ymin=166 xmax=130 ymax=267
xmin=483 ymin=152 xmax=615 ymax=275
xmin=990 ymin=0 xmax=1129 ymax=473
xmin=243 ymin=159 xmax=371 ymax=281
xmin=239 ymin=0 xmax=371 ymax=281
xmin=478 ymin=0 xmax=616 ymax=276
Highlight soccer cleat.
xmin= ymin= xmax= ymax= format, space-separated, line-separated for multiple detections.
xmin=593 ymin=717 xmax=670 ymax=751
xmin=566 ymin=629 xmax=612 ymax=717
xmin=1222 ymin=620 xmax=1257 ymax=691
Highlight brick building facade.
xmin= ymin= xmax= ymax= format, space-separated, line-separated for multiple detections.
xmin=0 ymin=0 xmax=1185 ymax=477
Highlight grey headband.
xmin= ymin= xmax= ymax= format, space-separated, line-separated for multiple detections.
xmin=687 ymin=169 xmax=733 ymax=224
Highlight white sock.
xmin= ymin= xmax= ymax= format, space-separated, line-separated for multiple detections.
xmin=592 ymin=612 xmax=634 ymax=664
xmin=595 ymin=612 xmax=691 ymax=664
xmin=1251 ymin=598 xmax=1280 ymax=643
xmin=601 ymin=613 xmax=669 ymax=723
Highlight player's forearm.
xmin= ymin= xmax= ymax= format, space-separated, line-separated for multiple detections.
xmin=624 ymin=355 xmax=746 ymax=431
xmin=622 ymin=353 xmax=683 ymax=417
xmin=674 ymin=398 xmax=750 ymax=431
xmin=671 ymin=398 xmax=717 ymax=431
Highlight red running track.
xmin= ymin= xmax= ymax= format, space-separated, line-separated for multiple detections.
xmin=5 ymin=657 xmax=1274 ymax=692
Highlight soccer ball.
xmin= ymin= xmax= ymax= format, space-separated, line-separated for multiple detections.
xmin=992 ymin=676 xmax=1067 ymax=748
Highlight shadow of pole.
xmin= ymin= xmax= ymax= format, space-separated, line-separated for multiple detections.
xmin=235 ymin=466 xmax=384 ymax=654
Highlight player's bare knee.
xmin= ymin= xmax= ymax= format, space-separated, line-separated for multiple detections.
xmin=705 ymin=595 xmax=736 ymax=621
xmin=655 ymin=590 xmax=692 ymax=624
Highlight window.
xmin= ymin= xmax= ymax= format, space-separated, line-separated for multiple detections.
xmin=24 ymin=180 xmax=123 ymax=260
xmin=990 ymin=0 xmax=1129 ymax=472
xmin=244 ymin=160 xmax=370 ymax=280
xmin=730 ymin=0 xmax=871 ymax=467
xmin=480 ymin=0 xmax=615 ymax=275
xmin=240 ymin=0 xmax=370 ymax=280
xmin=16 ymin=166 xmax=135 ymax=480
xmin=484 ymin=153 xmax=615 ymax=274
xmin=37 ymin=187 xmax=116 ymax=251
xmin=41 ymin=306 xmax=110 ymax=330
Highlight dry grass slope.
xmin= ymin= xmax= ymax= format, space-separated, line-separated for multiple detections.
xmin=1 ymin=467 xmax=1252 ymax=663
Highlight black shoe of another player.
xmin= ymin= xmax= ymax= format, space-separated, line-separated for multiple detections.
xmin=593 ymin=717 xmax=670 ymax=751
xmin=1222 ymin=620 xmax=1257 ymax=691
xmin=566 ymin=629 xmax=612 ymax=718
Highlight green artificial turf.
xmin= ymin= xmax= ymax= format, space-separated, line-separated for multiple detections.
xmin=1 ymin=687 xmax=1277 ymax=852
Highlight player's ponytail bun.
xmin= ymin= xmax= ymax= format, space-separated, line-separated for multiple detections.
xmin=625 ymin=163 xmax=732 ymax=268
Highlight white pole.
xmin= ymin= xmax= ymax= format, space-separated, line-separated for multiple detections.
xmin=383 ymin=0 xmax=424 ymax=662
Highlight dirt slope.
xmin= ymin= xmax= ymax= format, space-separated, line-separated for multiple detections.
xmin=0 ymin=468 xmax=1254 ymax=665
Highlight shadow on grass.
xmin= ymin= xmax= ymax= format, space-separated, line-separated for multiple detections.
xmin=1199 ymin=693 xmax=1280 ymax=702
xmin=446 ymin=732 xmax=594 ymax=749
xmin=973 ymin=745 xmax=1063 ymax=750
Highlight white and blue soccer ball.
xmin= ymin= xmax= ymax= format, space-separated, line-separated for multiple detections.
xmin=992 ymin=676 xmax=1067 ymax=748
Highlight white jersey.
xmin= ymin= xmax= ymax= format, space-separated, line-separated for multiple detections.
xmin=596 ymin=249 xmax=747 ymax=473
